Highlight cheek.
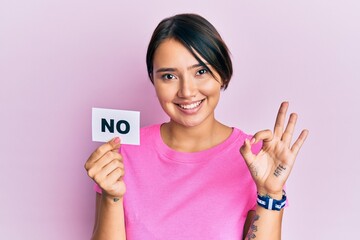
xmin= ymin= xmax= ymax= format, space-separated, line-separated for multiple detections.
xmin=200 ymin=81 xmax=221 ymax=97
xmin=155 ymin=84 xmax=174 ymax=103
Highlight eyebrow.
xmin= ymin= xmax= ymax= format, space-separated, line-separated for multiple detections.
xmin=155 ymin=63 xmax=209 ymax=73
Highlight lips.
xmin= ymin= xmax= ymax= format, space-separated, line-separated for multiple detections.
xmin=175 ymin=99 xmax=204 ymax=110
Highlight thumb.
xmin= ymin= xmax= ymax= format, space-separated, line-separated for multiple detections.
xmin=110 ymin=137 xmax=121 ymax=150
xmin=252 ymin=129 xmax=273 ymax=144
xmin=240 ymin=138 xmax=255 ymax=166
xmin=89 ymin=137 xmax=121 ymax=161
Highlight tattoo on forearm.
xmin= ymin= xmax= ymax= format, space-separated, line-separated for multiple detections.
xmin=246 ymin=214 xmax=260 ymax=239
xmin=274 ymin=164 xmax=286 ymax=177
xmin=249 ymin=163 xmax=258 ymax=177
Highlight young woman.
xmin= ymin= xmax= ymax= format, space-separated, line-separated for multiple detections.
xmin=85 ymin=13 xmax=308 ymax=240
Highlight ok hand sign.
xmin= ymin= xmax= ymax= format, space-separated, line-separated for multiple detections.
xmin=240 ymin=102 xmax=309 ymax=198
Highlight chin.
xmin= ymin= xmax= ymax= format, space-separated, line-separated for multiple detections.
xmin=171 ymin=115 xmax=212 ymax=128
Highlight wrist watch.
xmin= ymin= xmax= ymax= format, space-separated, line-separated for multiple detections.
xmin=257 ymin=190 xmax=287 ymax=211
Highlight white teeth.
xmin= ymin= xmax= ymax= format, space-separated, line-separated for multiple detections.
xmin=179 ymin=100 xmax=202 ymax=110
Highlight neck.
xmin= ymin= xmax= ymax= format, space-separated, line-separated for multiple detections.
xmin=161 ymin=115 xmax=231 ymax=152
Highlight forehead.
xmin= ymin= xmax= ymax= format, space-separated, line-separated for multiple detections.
xmin=152 ymin=39 xmax=205 ymax=69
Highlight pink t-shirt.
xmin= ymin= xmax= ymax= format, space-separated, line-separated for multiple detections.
xmin=95 ymin=124 xmax=262 ymax=239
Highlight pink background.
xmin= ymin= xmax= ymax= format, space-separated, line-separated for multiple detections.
xmin=1 ymin=0 xmax=359 ymax=239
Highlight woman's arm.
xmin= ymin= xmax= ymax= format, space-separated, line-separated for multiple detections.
xmin=240 ymin=102 xmax=308 ymax=239
xmin=85 ymin=137 xmax=127 ymax=240
xmin=243 ymin=207 xmax=283 ymax=240
xmin=91 ymin=193 xmax=126 ymax=240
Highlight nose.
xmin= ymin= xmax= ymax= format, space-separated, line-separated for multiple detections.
xmin=177 ymin=76 xmax=198 ymax=98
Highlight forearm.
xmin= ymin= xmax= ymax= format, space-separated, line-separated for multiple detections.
xmin=92 ymin=195 xmax=126 ymax=240
xmin=244 ymin=206 xmax=283 ymax=240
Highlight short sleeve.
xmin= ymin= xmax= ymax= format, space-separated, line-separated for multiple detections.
xmin=93 ymin=183 xmax=102 ymax=194
xmin=250 ymin=201 xmax=257 ymax=211
xmin=250 ymin=139 xmax=263 ymax=155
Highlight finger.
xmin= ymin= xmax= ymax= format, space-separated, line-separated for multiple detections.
xmin=281 ymin=113 xmax=298 ymax=146
xmin=93 ymin=159 xmax=124 ymax=184
xmin=291 ymin=129 xmax=309 ymax=155
xmin=106 ymin=175 xmax=126 ymax=197
xmin=274 ymin=102 xmax=289 ymax=138
xmin=86 ymin=151 xmax=123 ymax=178
xmin=102 ymin=159 xmax=124 ymax=177
xmin=240 ymin=138 xmax=256 ymax=166
xmin=107 ymin=167 xmax=125 ymax=183
xmin=111 ymin=148 xmax=121 ymax=154
xmin=89 ymin=137 xmax=121 ymax=162
xmin=98 ymin=151 xmax=123 ymax=169
xmin=98 ymin=168 xmax=125 ymax=195
xmin=252 ymin=129 xmax=273 ymax=144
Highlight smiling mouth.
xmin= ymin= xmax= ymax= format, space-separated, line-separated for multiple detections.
xmin=176 ymin=99 xmax=204 ymax=110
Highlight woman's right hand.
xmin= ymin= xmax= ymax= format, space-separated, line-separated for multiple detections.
xmin=84 ymin=137 xmax=126 ymax=200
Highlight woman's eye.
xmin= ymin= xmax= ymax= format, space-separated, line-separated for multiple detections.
xmin=196 ymin=69 xmax=208 ymax=75
xmin=162 ymin=74 xmax=176 ymax=80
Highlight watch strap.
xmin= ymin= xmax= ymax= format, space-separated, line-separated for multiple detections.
xmin=257 ymin=190 xmax=287 ymax=211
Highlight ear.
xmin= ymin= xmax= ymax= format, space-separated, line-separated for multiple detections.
xmin=220 ymin=79 xmax=224 ymax=88
xmin=149 ymin=72 xmax=154 ymax=83
xmin=220 ymin=78 xmax=228 ymax=90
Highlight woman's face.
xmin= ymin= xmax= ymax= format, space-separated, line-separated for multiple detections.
xmin=152 ymin=38 xmax=222 ymax=128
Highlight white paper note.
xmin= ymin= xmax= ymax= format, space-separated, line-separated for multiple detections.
xmin=92 ymin=108 xmax=140 ymax=145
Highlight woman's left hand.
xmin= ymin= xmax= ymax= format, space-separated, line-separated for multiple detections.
xmin=240 ymin=102 xmax=309 ymax=198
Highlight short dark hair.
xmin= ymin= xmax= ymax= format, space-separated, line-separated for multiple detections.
xmin=146 ymin=13 xmax=233 ymax=90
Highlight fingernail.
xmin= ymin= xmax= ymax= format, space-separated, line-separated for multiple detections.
xmin=250 ymin=138 xmax=255 ymax=144
xmin=113 ymin=137 xmax=120 ymax=144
